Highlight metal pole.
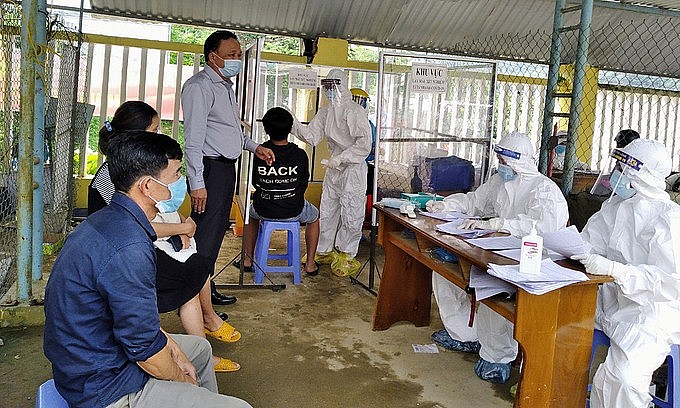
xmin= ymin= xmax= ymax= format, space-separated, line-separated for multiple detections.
xmin=368 ymin=52 xmax=386 ymax=291
xmin=538 ymin=0 xmax=566 ymax=175
xmin=18 ymin=0 xmax=38 ymax=301
xmin=563 ymin=0 xmax=594 ymax=195
xmin=31 ymin=0 xmax=47 ymax=281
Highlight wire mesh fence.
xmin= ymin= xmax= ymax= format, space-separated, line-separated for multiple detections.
xmin=444 ymin=11 xmax=680 ymax=199
xmin=0 ymin=4 xmax=87 ymax=301
xmin=0 ymin=3 xmax=21 ymax=301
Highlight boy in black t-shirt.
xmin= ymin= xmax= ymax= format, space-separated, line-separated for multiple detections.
xmin=237 ymin=107 xmax=320 ymax=275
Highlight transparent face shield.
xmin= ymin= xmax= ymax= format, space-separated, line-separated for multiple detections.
xmin=590 ymin=148 xmax=641 ymax=199
xmin=492 ymin=144 xmax=521 ymax=181
xmin=320 ymin=78 xmax=342 ymax=105
xmin=352 ymin=94 xmax=368 ymax=109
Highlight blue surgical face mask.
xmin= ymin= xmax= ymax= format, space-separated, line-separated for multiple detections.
xmin=217 ymin=59 xmax=242 ymax=78
xmin=555 ymin=144 xmax=566 ymax=155
xmin=149 ymin=175 xmax=187 ymax=213
xmin=609 ymin=169 xmax=636 ymax=199
xmin=497 ymin=164 xmax=517 ymax=182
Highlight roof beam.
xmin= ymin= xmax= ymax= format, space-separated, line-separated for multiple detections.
xmin=567 ymin=0 xmax=680 ymax=17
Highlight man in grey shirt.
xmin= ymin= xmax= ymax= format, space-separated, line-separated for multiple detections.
xmin=181 ymin=30 xmax=274 ymax=304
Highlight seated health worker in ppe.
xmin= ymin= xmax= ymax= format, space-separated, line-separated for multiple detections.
xmin=289 ymin=69 xmax=372 ymax=277
xmin=426 ymin=131 xmax=569 ymax=383
xmin=571 ymin=139 xmax=680 ymax=408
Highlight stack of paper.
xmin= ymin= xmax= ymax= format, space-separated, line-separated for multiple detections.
xmin=469 ymin=266 xmax=516 ymax=301
xmin=486 ymin=258 xmax=588 ymax=295
xmin=493 ymin=248 xmax=567 ymax=262
xmin=435 ymin=220 xmax=496 ymax=238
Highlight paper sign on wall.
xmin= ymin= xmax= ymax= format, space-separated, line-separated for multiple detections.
xmin=410 ymin=63 xmax=448 ymax=94
xmin=289 ymin=68 xmax=318 ymax=89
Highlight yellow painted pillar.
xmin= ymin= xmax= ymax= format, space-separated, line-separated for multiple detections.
xmin=556 ymin=64 xmax=599 ymax=164
xmin=312 ymin=38 xmax=349 ymax=66
xmin=73 ymin=176 xmax=92 ymax=209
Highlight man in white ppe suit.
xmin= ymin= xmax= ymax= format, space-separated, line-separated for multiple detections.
xmin=426 ymin=132 xmax=569 ymax=383
xmin=572 ymin=139 xmax=680 ymax=408
xmin=290 ymin=69 xmax=372 ymax=276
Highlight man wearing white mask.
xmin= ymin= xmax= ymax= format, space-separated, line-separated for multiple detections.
xmin=182 ymin=31 xmax=275 ymax=304
xmin=572 ymin=139 xmax=680 ymax=407
xmin=290 ymin=69 xmax=372 ymax=277
xmin=426 ymin=132 xmax=569 ymax=383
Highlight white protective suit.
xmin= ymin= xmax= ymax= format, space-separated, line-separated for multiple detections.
xmin=291 ymin=69 xmax=372 ymax=259
xmin=433 ymin=132 xmax=569 ymax=364
xmin=582 ymin=139 xmax=680 ymax=408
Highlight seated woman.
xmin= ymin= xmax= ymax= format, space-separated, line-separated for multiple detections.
xmin=88 ymin=101 xmax=241 ymax=372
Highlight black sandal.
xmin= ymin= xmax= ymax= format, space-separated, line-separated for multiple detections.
xmin=305 ymin=261 xmax=319 ymax=276
xmin=233 ymin=259 xmax=253 ymax=272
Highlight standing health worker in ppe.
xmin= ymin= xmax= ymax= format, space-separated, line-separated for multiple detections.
xmin=426 ymin=132 xmax=569 ymax=383
xmin=571 ymin=139 xmax=680 ymax=408
xmin=290 ymin=69 xmax=372 ymax=277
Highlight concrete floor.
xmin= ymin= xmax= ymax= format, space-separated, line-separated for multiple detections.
xmin=0 ymin=229 xmax=517 ymax=408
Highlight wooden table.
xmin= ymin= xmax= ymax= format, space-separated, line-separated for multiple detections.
xmin=372 ymin=206 xmax=612 ymax=408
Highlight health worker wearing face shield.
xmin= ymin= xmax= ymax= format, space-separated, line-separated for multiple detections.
xmin=425 ymin=131 xmax=569 ymax=384
xmin=571 ymin=139 xmax=680 ymax=408
xmin=289 ymin=69 xmax=373 ymax=277
xmin=589 ymin=129 xmax=640 ymax=196
xmin=182 ymin=31 xmax=276 ymax=305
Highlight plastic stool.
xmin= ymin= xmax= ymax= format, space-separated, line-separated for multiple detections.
xmin=253 ymin=221 xmax=301 ymax=285
xmin=36 ymin=379 xmax=68 ymax=408
xmin=586 ymin=329 xmax=680 ymax=408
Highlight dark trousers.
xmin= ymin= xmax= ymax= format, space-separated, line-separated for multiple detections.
xmin=191 ymin=157 xmax=236 ymax=273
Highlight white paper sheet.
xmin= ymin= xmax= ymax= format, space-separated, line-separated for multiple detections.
xmin=541 ymin=225 xmax=593 ymax=258
xmin=420 ymin=210 xmax=477 ymax=221
xmin=435 ymin=220 xmax=496 ymax=238
xmin=412 ymin=343 xmax=440 ymax=353
xmin=486 ymin=259 xmax=588 ymax=295
xmin=466 ymin=236 xmax=522 ymax=250
xmin=469 ymin=266 xmax=516 ymax=301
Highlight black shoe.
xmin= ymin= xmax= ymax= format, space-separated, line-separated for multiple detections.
xmin=211 ymin=291 xmax=237 ymax=305
xmin=210 ymin=281 xmax=237 ymax=305
xmin=215 ymin=311 xmax=229 ymax=321
xmin=233 ymin=259 xmax=253 ymax=272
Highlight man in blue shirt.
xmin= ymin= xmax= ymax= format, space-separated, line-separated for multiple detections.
xmin=43 ymin=131 xmax=251 ymax=408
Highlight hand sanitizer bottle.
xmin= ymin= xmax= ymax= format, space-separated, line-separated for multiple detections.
xmin=519 ymin=220 xmax=543 ymax=275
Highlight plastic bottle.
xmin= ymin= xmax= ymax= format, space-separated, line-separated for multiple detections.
xmin=410 ymin=165 xmax=423 ymax=193
xmin=519 ymin=220 xmax=543 ymax=275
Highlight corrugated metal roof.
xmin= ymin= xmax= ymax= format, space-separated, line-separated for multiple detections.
xmin=89 ymin=0 xmax=680 ymax=76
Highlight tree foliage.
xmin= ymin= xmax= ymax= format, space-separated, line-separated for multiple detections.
xmin=169 ymin=25 xmax=301 ymax=65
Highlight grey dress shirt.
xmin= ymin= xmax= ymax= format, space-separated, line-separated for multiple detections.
xmin=181 ymin=67 xmax=259 ymax=190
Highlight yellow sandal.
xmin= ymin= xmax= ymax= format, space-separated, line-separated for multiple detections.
xmin=205 ymin=322 xmax=241 ymax=343
xmin=214 ymin=357 xmax=240 ymax=373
